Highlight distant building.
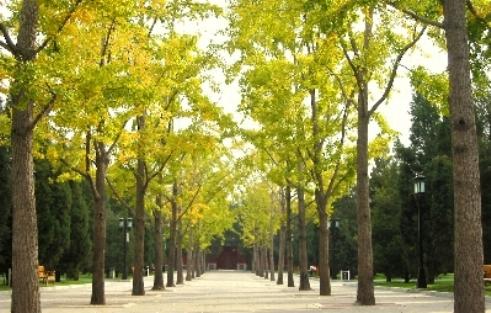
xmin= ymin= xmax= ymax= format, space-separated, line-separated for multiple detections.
xmin=207 ymin=246 xmax=248 ymax=270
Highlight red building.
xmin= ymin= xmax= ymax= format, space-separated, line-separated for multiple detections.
xmin=207 ymin=246 xmax=248 ymax=270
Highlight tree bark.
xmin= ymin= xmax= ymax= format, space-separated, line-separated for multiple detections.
xmin=269 ymin=239 xmax=275 ymax=281
xmin=166 ymin=182 xmax=178 ymax=287
xmin=176 ymin=217 xmax=184 ymax=284
xmin=90 ymin=144 xmax=109 ymax=305
xmin=195 ymin=245 xmax=201 ymax=277
xmin=263 ymin=246 xmax=269 ymax=279
xmin=297 ymin=186 xmax=311 ymax=290
xmin=443 ymin=1 xmax=484 ymax=312
xmin=10 ymin=1 xmax=41 ymax=312
xmin=252 ymin=244 xmax=257 ymax=274
xmin=318 ymin=209 xmax=331 ymax=296
xmin=202 ymin=252 xmax=206 ymax=273
xmin=356 ymin=88 xmax=375 ymax=305
xmin=152 ymin=206 xmax=165 ymax=290
xmin=132 ymin=120 xmax=146 ymax=295
xmin=277 ymin=219 xmax=285 ymax=285
xmin=285 ymin=186 xmax=294 ymax=287
xmin=253 ymin=243 xmax=260 ymax=276
xmin=186 ymin=246 xmax=193 ymax=281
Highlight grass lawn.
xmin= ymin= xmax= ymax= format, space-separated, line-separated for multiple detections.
xmin=0 ymin=273 xmax=94 ymax=290
xmin=374 ymin=273 xmax=491 ymax=296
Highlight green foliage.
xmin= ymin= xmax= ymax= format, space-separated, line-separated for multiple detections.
xmin=35 ymin=160 xmax=72 ymax=270
xmin=59 ymin=181 xmax=92 ymax=280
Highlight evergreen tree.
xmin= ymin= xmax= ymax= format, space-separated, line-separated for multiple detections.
xmin=59 ymin=181 xmax=92 ymax=280
xmin=370 ymin=159 xmax=405 ymax=282
xmin=35 ymin=160 xmax=72 ymax=271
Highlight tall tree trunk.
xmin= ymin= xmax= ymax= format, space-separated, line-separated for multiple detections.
xmin=152 ymin=206 xmax=165 ymax=290
xmin=285 ymin=186 xmax=294 ymax=287
xmin=263 ymin=246 xmax=269 ymax=279
xmin=90 ymin=145 xmax=109 ymax=305
xmin=11 ymin=88 xmax=40 ymax=313
xmin=176 ymin=218 xmax=184 ymax=284
xmin=252 ymin=244 xmax=257 ymax=274
xmin=132 ymin=126 xmax=146 ymax=295
xmin=356 ymin=87 xmax=375 ymax=305
xmin=443 ymin=1 xmax=484 ymax=312
xmin=252 ymin=243 xmax=259 ymax=276
xmin=166 ymin=182 xmax=178 ymax=287
xmin=10 ymin=1 xmax=41 ymax=312
xmin=195 ymin=245 xmax=201 ymax=277
xmin=318 ymin=209 xmax=331 ymax=296
xmin=269 ymin=237 xmax=275 ymax=281
xmin=277 ymin=221 xmax=285 ymax=285
xmin=260 ymin=244 xmax=264 ymax=277
xmin=186 ymin=246 xmax=193 ymax=281
xmin=201 ymin=252 xmax=206 ymax=273
xmin=297 ymin=186 xmax=311 ymax=290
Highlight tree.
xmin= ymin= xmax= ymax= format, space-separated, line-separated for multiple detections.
xmin=1 ymin=1 xmax=83 ymax=310
xmin=370 ymin=159 xmax=405 ymax=282
xmin=443 ymin=1 xmax=484 ymax=311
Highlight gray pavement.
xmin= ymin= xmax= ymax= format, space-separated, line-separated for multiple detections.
xmin=0 ymin=271 xmax=489 ymax=312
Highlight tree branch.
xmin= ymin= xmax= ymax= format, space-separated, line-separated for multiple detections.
xmin=368 ymin=26 xmax=427 ymax=117
xmin=107 ymin=119 xmax=128 ymax=154
xmin=100 ymin=18 xmax=117 ymax=67
xmin=387 ymin=2 xmax=444 ymax=29
xmin=466 ymin=0 xmax=490 ymax=27
xmin=106 ymin=177 xmax=133 ymax=212
xmin=0 ymin=22 xmax=17 ymax=54
xmin=177 ymin=183 xmax=203 ymax=222
xmin=340 ymin=39 xmax=364 ymax=91
xmin=28 ymin=86 xmax=57 ymax=130
xmin=143 ymin=152 xmax=174 ymax=191
xmin=60 ymin=158 xmax=99 ymax=199
xmin=36 ymin=0 xmax=84 ymax=53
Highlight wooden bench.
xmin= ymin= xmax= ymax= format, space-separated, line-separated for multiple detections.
xmin=37 ymin=266 xmax=55 ymax=285
xmin=484 ymin=265 xmax=491 ymax=285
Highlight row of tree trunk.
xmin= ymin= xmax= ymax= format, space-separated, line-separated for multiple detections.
xmin=252 ymin=185 xmax=310 ymax=290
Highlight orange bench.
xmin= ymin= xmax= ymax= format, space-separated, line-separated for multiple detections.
xmin=37 ymin=265 xmax=55 ymax=285
xmin=484 ymin=265 xmax=491 ymax=285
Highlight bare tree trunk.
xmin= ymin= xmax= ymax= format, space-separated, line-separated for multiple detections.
xmin=285 ymin=186 xmax=294 ymax=287
xmin=263 ymin=246 xmax=269 ymax=279
xmin=90 ymin=145 xmax=109 ymax=305
xmin=269 ymin=238 xmax=275 ymax=281
xmin=443 ymin=1 xmax=484 ymax=312
xmin=318 ymin=210 xmax=331 ymax=296
xmin=132 ymin=121 xmax=146 ymax=295
xmin=176 ymin=219 xmax=184 ymax=284
xmin=166 ymin=182 xmax=178 ymax=287
xmin=276 ymin=228 xmax=285 ymax=284
xmin=11 ymin=88 xmax=41 ymax=313
xmin=254 ymin=244 xmax=260 ymax=276
xmin=252 ymin=244 xmax=257 ymax=274
xmin=152 ymin=206 xmax=165 ymax=290
xmin=10 ymin=1 xmax=41 ymax=312
xmin=355 ymin=9 xmax=375 ymax=305
xmin=277 ymin=195 xmax=286 ymax=285
xmin=297 ymin=186 xmax=311 ymax=290
xmin=201 ymin=252 xmax=206 ymax=273
xmin=195 ymin=245 xmax=201 ymax=277
xmin=186 ymin=247 xmax=193 ymax=281
xmin=356 ymin=85 xmax=375 ymax=304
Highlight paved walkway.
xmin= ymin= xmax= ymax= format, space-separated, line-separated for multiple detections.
xmin=0 ymin=271 xmax=489 ymax=312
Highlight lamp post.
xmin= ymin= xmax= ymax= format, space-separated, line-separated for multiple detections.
xmin=414 ymin=174 xmax=427 ymax=288
xmin=119 ymin=217 xmax=133 ymax=280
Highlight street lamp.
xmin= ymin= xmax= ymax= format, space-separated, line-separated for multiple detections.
xmin=414 ymin=174 xmax=427 ymax=288
xmin=119 ymin=217 xmax=133 ymax=280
